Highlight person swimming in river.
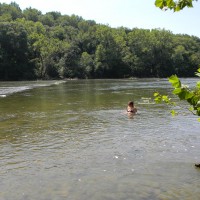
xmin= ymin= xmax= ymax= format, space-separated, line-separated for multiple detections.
xmin=127 ymin=101 xmax=137 ymax=114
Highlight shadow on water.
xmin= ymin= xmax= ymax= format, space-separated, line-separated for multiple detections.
xmin=0 ymin=79 xmax=200 ymax=200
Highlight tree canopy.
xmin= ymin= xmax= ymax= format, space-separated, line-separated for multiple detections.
xmin=0 ymin=2 xmax=200 ymax=80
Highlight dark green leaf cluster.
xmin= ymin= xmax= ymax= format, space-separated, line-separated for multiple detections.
xmin=0 ymin=2 xmax=200 ymax=80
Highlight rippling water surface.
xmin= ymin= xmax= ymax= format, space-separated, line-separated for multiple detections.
xmin=0 ymin=79 xmax=200 ymax=200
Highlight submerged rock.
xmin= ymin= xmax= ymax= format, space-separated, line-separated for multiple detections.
xmin=195 ymin=163 xmax=200 ymax=168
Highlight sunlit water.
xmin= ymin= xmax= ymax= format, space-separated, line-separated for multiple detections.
xmin=0 ymin=79 xmax=200 ymax=200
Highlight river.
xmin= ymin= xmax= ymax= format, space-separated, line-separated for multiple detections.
xmin=0 ymin=79 xmax=199 ymax=200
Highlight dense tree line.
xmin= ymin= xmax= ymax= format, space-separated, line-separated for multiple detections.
xmin=0 ymin=2 xmax=200 ymax=80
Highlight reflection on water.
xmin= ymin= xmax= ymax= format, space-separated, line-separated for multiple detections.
xmin=0 ymin=79 xmax=200 ymax=200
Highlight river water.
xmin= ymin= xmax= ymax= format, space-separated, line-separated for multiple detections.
xmin=0 ymin=79 xmax=199 ymax=200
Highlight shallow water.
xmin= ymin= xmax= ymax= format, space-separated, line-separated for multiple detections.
xmin=0 ymin=79 xmax=200 ymax=200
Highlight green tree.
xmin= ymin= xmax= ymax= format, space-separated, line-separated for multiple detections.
xmin=127 ymin=28 xmax=175 ymax=77
xmin=79 ymin=52 xmax=94 ymax=78
xmin=0 ymin=21 xmax=34 ymax=80
xmin=58 ymin=43 xmax=81 ymax=78
xmin=23 ymin=7 xmax=42 ymax=22
xmin=94 ymin=25 xmax=127 ymax=78
xmin=0 ymin=2 xmax=22 ymax=21
xmin=0 ymin=2 xmax=200 ymax=80
xmin=39 ymin=13 xmax=54 ymax=27
xmin=50 ymin=26 xmax=65 ymax=40
xmin=94 ymin=44 xmax=108 ymax=77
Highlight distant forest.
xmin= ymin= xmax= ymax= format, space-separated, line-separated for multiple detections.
xmin=1 ymin=2 xmax=200 ymax=80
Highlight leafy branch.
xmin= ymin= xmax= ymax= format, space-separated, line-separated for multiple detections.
xmin=155 ymin=0 xmax=198 ymax=12
xmin=154 ymin=68 xmax=200 ymax=121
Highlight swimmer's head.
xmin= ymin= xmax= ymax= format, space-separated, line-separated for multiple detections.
xmin=128 ymin=101 xmax=134 ymax=107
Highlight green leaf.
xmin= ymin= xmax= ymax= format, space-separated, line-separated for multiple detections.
xmin=155 ymin=0 xmax=165 ymax=8
xmin=171 ymin=110 xmax=178 ymax=116
xmin=162 ymin=95 xmax=168 ymax=100
xmin=177 ymin=90 xmax=193 ymax=100
xmin=185 ymin=92 xmax=194 ymax=100
xmin=167 ymin=0 xmax=174 ymax=7
xmin=175 ymin=5 xmax=181 ymax=11
xmin=184 ymin=91 xmax=194 ymax=100
xmin=168 ymin=75 xmax=181 ymax=88
xmin=154 ymin=96 xmax=162 ymax=103
xmin=178 ymin=90 xmax=187 ymax=100
xmin=186 ymin=0 xmax=193 ymax=8
xmin=197 ymin=107 xmax=200 ymax=116
xmin=198 ymin=118 xmax=200 ymax=122
xmin=196 ymin=81 xmax=200 ymax=89
xmin=177 ymin=0 xmax=193 ymax=9
xmin=155 ymin=0 xmax=194 ymax=12
xmin=190 ymin=96 xmax=199 ymax=106
xmin=154 ymin=92 xmax=159 ymax=97
xmin=195 ymin=72 xmax=200 ymax=77
xmin=189 ymin=106 xmax=194 ymax=111
xmin=195 ymin=67 xmax=200 ymax=77
xmin=162 ymin=95 xmax=171 ymax=103
xmin=173 ymin=88 xmax=182 ymax=95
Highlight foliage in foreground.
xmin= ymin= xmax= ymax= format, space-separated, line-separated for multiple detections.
xmin=154 ymin=68 xmax=200 ymax=121
xmin=154 ymin=0 xmax=200 ymax=122
xmin=155 ymin=0 xmax=198 ymax=12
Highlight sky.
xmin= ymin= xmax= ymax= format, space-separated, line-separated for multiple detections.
xmin=1 ymin=0 xmax=200 ymax=37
